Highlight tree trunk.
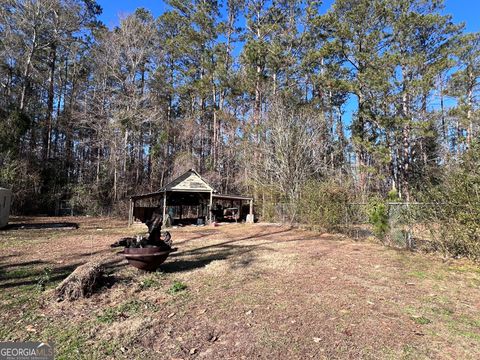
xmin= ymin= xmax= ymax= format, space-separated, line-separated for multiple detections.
xmin=44 ymin=43 xmax=57 ymax=160
xmin=400 ymin=83 xmax=411 ymax=202
xmin=355 ymin=90 xmax=367 ymax=196
xmin=466 ymin=68 xmax=474 ymax=148
xmin=20 ymin=29 xmax=37 ymax=111
xmin=401 ymin=123 xmax=411 ymax=202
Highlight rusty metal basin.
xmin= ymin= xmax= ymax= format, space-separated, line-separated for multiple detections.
xmin=122 ymin=246 xmax=177 ymax=271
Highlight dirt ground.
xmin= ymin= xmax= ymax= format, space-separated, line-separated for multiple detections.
xmin=1 ymin=217 xmax=479 ymax=359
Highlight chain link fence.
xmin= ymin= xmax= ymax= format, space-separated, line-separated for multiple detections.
xmin=387 ymin=203 xmax=415 ymax=248
xmin=263 ymin=201 xmax=478 ymax=258
xmin=266 ymin=202 xmax=426 ymax=249
xmin=344 ymin=202 xmax=426 ymax=249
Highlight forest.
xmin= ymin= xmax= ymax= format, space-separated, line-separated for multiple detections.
xmin=0 ymin=0 xmax=479 ymax=250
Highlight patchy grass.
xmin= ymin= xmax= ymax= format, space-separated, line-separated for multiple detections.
xmin=137 ymin=272 xmax=167 ymax=290
xmin=411 ymin=315 xmax=432 ymax=325
xmin=0 ymin=216 xmax=479 ymax=359
xmin=42 ymin=322 xmax=92 ymax=357
xmin=97 ymin=299 xmax=157 ymax=324
xmin=168 ymin=280 xmax=188 ymax=294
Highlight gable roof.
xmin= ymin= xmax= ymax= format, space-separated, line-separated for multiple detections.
xmin=129 ymin=169 xmax=253 ymax=202
xmin=160 ymin=169 xmax=213 ymax=192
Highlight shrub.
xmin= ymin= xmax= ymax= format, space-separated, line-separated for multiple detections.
xmin=255 ymin=185 xmax=287 ymax=223
xmin=70 ymin=184 xmax=102 ymax=216
xmin=386 ymin=188 xmax=401 ymax=202
xmin=367 ymin=197 xmax=389 ymax=239
xmin=298 ymin=179 xmax=353 ymax=232
xmin=419 ymin=144 xmax=480 ymax=260
xmin=0 ymin=154 xmax=42 ymax=214
xmin=260 ymin=200 xmax=278 ymax=223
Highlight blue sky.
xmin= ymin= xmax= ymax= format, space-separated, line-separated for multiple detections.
xmin=97 ymin=0 xmax=480 ymax=33
xmin=96 ymin=0 xmax=479 ymax=132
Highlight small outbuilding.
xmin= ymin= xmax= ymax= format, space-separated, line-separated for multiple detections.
xmin=129 ymin=169 xmax=254 ymax=226
xmin=0 ymin=188 xmax=12 ymax=229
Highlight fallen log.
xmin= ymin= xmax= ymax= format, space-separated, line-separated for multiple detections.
xmin=55 ymin=261 xmax=104 ymax=301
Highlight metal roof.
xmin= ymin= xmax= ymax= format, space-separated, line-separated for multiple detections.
xmin=212 ymin=193 xmax=253 ymax=201
xmin=129 ymin=170 xmax=252 ymax=202
xmin=130 ymin=169 xmax=212 ymax=200
xmin=159 ymin=169 xmax=213 ymax=192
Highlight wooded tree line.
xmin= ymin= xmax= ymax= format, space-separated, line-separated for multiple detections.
xmin=0 ymin=0 xmax=478 ymax=215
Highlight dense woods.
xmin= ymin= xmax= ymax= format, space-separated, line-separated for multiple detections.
xmin=0 ymin=0 xmax=479 ymax=221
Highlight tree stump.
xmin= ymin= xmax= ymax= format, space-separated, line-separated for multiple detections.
xmin=55 ymin=261 xmax=104 ymax=301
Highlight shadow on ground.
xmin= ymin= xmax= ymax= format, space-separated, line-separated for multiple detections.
xmin=2 ymin=222 xmax=79 ymax=230
xmin=159 ymin=228 xmax=287 ymax=273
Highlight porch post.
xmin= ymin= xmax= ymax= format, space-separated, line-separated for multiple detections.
xmin=208 ymin=191 xmax=213 ymax=224
xmin=246 ymin=198 xmax=254 ymax=224
xmin=128 ymin=198 xmax=134 ymax=226
xmin=162 ymin=191 xmax=167 ymax=224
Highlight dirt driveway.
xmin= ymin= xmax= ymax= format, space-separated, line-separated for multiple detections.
xmin=1 ymin=217 xmax=479 ymax=359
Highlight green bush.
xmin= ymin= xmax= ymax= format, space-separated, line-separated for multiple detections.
xmin=386 ymin=188 xmax=401 ymax=202
xmin=298 ymin=179 xmax=353 ymax=232
xmin=367 ymin=197 xmax=389 ymax=239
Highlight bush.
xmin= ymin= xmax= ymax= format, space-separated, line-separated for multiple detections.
xmin=298 ymin=179 xmax=353 ymax=232
xmin=386 ymin=188 xmax=401 ymax=202
xmin=0 ymin=154 xmax=42 ymax=214
xmin=260 ymin=199 xmax=278 ymax=223
xmin=255 ymin=185 xmax=286 ymax=223
xmin=70 ymin=184 xmax=103 ymax=216
xmin=367 ymin=197 xmax=389 ymax=239
xmin=419 ymin=144 xmax=480 ymax=260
